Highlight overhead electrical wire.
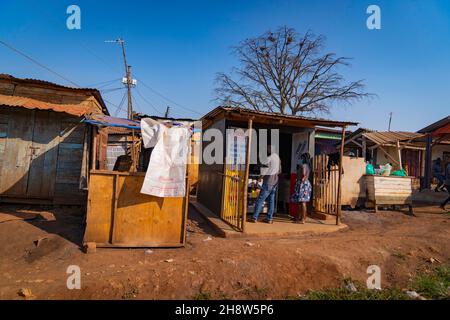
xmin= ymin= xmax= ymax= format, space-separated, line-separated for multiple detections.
xmin=135 ymin=87 xmax=164 ymax=116
xmin=0 ymin=40 xmax=81 ymax=88
xmin=135 ymin=76 xmax=203 ymax=116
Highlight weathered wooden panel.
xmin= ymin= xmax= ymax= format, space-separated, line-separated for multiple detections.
xmin=365 ymin=175 xmax=413 ymax=205
xmin=84 ymin=171 xmax=187 ymax=247
xmin=341 ymin=157 xmax=366 ymax=207
xmin=0 ymin=109 xmax=34 ymax=195
xmin=26 ymin=111 xmax=60 ymax=198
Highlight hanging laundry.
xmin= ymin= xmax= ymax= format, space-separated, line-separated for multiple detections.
xmin=140 ymin=118 xmax=191 ymax=197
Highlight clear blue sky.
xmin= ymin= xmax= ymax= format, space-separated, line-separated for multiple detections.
xmin=1 ymin=0 xmax=449 ymax=131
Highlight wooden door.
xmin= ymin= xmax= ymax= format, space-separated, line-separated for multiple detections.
xmin=26 ymin=111 xmax=60 ymax=199
xmin=0 ymin=109 xmax=34 ymax=196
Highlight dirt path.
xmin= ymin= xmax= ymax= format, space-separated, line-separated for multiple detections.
xmin=0 ymin=204 xmax=448 ymax=299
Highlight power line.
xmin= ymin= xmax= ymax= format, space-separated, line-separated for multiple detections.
xmin=135 ymin=87 xmax=164 ymax=116
xmin=100 ymin=87 xmax=126 ymax=94
xmin=135 ymin=76 xmax=203 ymax=116
xmin=87 ymin=78 xmax=122 ymax=88
xmin=0 ymin=40 xmax=80 ymax=88
xmin=114 ymin=92 xmax=128 ymax=117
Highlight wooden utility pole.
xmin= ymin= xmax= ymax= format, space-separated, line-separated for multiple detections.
xmin=164 ymin=106 xmax=170 ymax=118
xmin=106 ymin=38 xmax=137 ymax=171
xmin=118 ymin=39 xmax=133 ymax=120
xmin=388 ymin=112 xmax=393 ymax=131
xmin=106 ymin=38 xmax=134 ymax=120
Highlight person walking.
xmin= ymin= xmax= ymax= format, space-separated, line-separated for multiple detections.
xmin=439 ymin=161 xmax=450 ymax=211
xmin=248 ymin=145 xmax=281 ymax=224
xmin=291 ymin=153 xmax=312 ymax=224
xmin=433 ymin=158 xmax=446 ymax=192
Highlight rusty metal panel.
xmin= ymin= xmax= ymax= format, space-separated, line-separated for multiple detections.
xmin=0 ymin=93 xmax=90 ymax=116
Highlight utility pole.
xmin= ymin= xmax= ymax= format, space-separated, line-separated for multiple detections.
xmin=105 ymin=38 xmax=138 ymax=171
xmin=164 ymin=106 xmax=170 ymax=118
xmin=388 ymin=112 xmax=393 ymax=131
xmin=105 ymin=38 xmax=135 ymax=120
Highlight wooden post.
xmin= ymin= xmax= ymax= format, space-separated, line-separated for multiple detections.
xmin=397 ymin=140 xmax=403 ymax=170
xmin=424 ymin=133 xmax=432 ymax=189
xmin=362 ymin=136 xmax=367 ymax=161
xmin=242 ymin=118 xmax=253 ymax=232
xmin=336 ymin=126 xmax=346 ymax=225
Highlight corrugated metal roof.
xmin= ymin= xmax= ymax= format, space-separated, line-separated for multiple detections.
xmin=418 ymin=115 xmax=450 ymax=133
xmin=0 ymin=94 xmax=91 ymax=117
xmin=362 ymin=131 xmax=425 ymax=145
xmin=85 ymin=115 xmax=140 ymax=129
xmin=202 ymin=106 xmax=358 ymax=127
xmin=0 ymin=74 xmax=109 ymax=115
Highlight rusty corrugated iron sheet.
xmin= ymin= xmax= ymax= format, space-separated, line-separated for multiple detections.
xmin=362 ymin=131 xmax=424 ymax=145
xmin=85 ymin=115 xmax=140 ymax=130
xmin=0 ymin=94 xmax=90 ymax=116
xmin=202 ymin=106 xmax=358 ymax=127
xmin=0 ymin=74 xmax=109 ymax=115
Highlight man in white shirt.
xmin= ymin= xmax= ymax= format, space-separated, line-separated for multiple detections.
xmin=249 ymin=145 xmax=282 ymax=224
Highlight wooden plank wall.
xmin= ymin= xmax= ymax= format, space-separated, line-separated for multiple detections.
xmin=54 ymin=116 xmax=87 ymax=205
xmin=0 ymin=106 xmax=87 ymax=205
xmin=84 ymin=172 xmax=186 ymax=247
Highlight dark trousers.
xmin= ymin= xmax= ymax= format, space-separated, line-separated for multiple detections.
xmin=442 ymin=184 xmax=450 ymax=207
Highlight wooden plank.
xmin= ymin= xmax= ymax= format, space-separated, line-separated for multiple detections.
xmin=336 ymin=126 xmax=346 ymax=225
xmin=111 ymin=174 xmax=185 ymax=245
xmin=26 ymin=111 xmax=60 ymax=198
xmin=242 ymin=118 xmax=252 ymax=232
xmin=83 ymin=174 xmax=115 ymax=244
xmin=0 ymin=109 xmax=34 ymax=196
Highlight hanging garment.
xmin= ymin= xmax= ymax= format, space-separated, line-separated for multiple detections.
xmin=140 ymin=118 xmax=190 ymax=197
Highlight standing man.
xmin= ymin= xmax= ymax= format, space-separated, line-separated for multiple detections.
xmin=249 ymin=145 xmax=282 ymax=224
xmin=440 ymin=161 xmax=450 ymax=211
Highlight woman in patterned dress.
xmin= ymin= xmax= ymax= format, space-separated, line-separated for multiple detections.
xmin=291 ymin=153 xmax=312 ymax=224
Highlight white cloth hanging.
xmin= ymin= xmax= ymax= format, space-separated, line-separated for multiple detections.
xmin=140 ymin=118 xmax=190 ymax=197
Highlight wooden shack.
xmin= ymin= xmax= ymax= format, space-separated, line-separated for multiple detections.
xmin=82 ymin=116 xmax=192 ymax=248
xmin=0 ymin=74 xmax=108 ymax=205
xmin=193 ymin=106 xmax=357 ymax=231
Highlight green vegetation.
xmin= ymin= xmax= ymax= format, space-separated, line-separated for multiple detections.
xmin=193 ymin=291 xmax=212 ymax=300
xmin=411 ymin=265 xmax=450 ymax=299
xmin=295 ymin=266 xmax=450 ymax=300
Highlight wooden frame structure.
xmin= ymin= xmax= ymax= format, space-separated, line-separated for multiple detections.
xmin=83 ymin=117 xmax=194 ymax=248
xmin=196 ymin=106 xmax=356 ymax=230
xmin=83 ymin=170 xmax=189 ymax=247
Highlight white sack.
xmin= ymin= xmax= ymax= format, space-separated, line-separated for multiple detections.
xmin=140 ymin=119 xmax=190 ymax=198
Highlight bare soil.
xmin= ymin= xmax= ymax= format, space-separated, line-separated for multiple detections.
xmin=0 ymin=203 xmax=448 ymax=300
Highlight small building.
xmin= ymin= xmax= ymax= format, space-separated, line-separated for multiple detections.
xmin=418 ymin=116 xmax=450 ymax=189
xmin=314 ymin=127 xmax=352 ymax=155
xmin=0 ymin=74 xmax=108 ymax=205
xmin=193 ymin=106 xmax=356 ymax=234
xmin=82 ymin=115 xmax=194 ymax=248
xmin=343 ymin=129 xmax=425 ymax=186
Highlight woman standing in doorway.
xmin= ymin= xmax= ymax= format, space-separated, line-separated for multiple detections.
xmin=291 ymin=153 xmax=312 ymax=224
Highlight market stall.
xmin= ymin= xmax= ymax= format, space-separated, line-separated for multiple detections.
xmin=83 ymin=116 xmax=193 ymax=249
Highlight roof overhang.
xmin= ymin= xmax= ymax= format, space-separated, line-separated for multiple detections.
xmin=202 ymin=106 xmax=358 ymax=130
xmin=0 ymin=94 xmax=90 ymax=117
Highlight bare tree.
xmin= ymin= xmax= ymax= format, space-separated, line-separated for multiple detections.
xmin=215 ymin=27 xmax=371 ymax=116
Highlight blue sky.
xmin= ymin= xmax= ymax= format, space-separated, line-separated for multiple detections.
xmin=1 ymin=0 xmax=449 ymax=131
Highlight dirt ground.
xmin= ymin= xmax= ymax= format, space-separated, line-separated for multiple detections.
xmin=0 ymin=203 xmax=449 ymax=300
